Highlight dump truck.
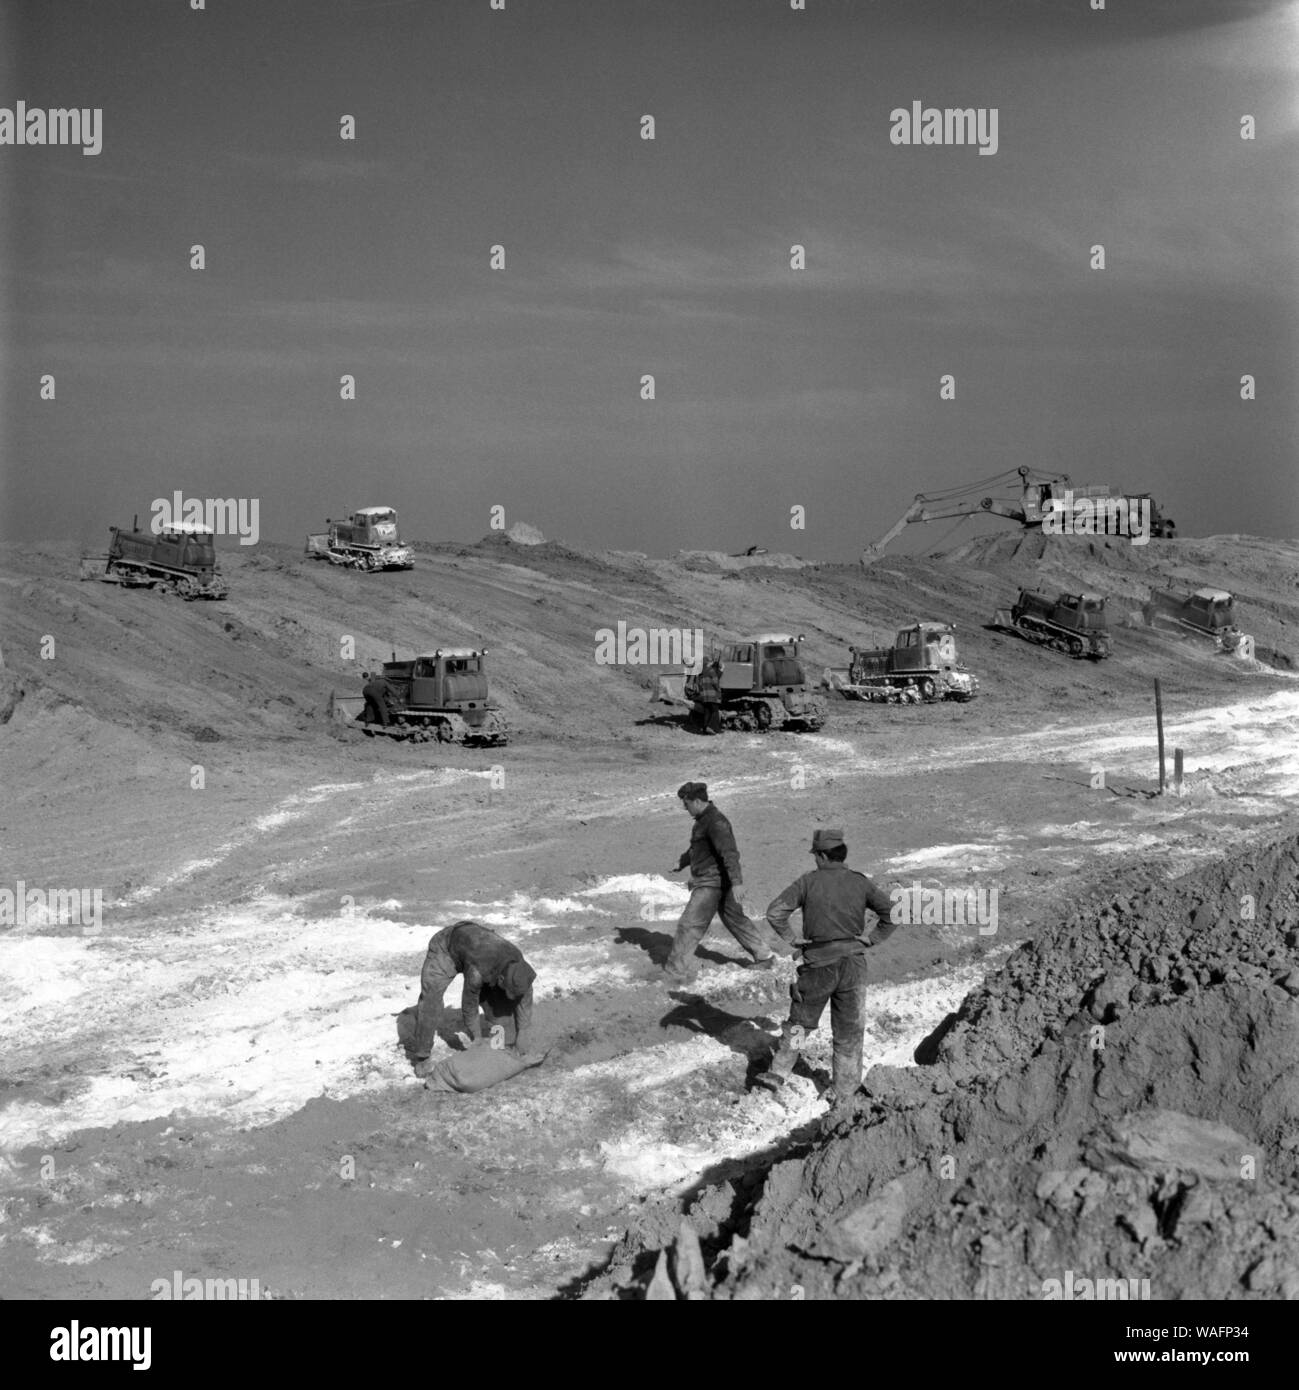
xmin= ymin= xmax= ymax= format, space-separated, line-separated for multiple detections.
xmin=80 ymin=517 xmax=229 ymax=599
xmin=990 ymin=589 xmax=1111 ymax=659
xmin=1141 ymin=587 xmax=1241 ymax=651
xmin=330 ymin=648 xmax=507 ymax=745
xmin=652 ymin=633 xmax=827 ymax=732
xmin=305 ymin=507 xmax=414 ymax=571
xmin=824 ymin=622 xmax=978 ymax=702
xmin=1129 ymin=494 xmax=1177 ymax=539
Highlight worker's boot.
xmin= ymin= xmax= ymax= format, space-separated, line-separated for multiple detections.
xmin=824 ymin=1042 xmax=862 ymax=1113
xmin=755 ymin=1024 xmax=805 ymax=1092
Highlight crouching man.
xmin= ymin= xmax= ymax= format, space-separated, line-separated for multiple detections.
xmin=758 ymin=829 xmax=897 ymax=1112
xmin=410 ymin=919 xmax=536 ymax=1077
xmin=361 ymin=669 xmax=400 ymax=727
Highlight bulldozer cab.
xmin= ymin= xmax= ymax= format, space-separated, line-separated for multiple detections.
xmin=715 ymin=637 xmax=803 ymax=692
xmin=717 ymin=642 xmax=754 ymax=691
xmin=891 ymin=626 xmax=925 ymax=671
xmin=343 ymin=507 xmax=400 ymax=544
xmin=1054 ymin=593 xmax=1107 ymax=632
xmin=1190 ymin=589 xmax=1234 ymax=629
xmin=755 ymin=636 xmax=803 ymax=689
xmin=916 ymin=624 xmax=957 ymax=666
xmin=407 ymin=650 xmax=487 ymax=709
xmin=155 ymin=524 xmax=216 ymax=571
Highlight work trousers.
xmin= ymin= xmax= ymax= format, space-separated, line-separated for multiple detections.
xmin=664 ymin=884 xmax=771 ymax=980
xmin=694 ymin=700 xmax=721 ymax=734
xmin=363 ymin=694 xmax=390 ymax=727
xmin=768 ymin=951 xmax=869 ymax=1101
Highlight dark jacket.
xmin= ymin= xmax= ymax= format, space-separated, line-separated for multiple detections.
xmin=363 ymin=675 xmax=399 ymax=711
xmin=765 ymin=862 xmax=895 ymax=966
xmin=693 ymin=664 xmax=722 ymax=703
xmin=447 ymin=921 xmax=535 ymax=1044
xmin=676 ymin=802 xmax=743 ymax=888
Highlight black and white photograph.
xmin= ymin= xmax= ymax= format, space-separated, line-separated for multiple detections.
xmin=1 ymin=0 xmax=1296 ymax=1342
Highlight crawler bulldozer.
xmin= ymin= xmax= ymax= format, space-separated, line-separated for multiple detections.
xmin=990 ymin=589 xmax=1112 ymax=659
xmin=331 ymin=648 xmax=508 ymax=746
xmin=824 ymin=622 xmax=978 ymax=702
xmin=653 ymin=634 xmax=827 ymax=732
xmin=1141 ymin=587 xmax=1243 ymax=653
xmin=80 ymin=517 xmax=229 ymax=599
xmin=306 ymin=507 xmax=414 ymax=571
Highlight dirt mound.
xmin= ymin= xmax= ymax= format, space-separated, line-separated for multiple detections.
xmin=506 ymin=522 xmax=546 ymax=545
xmin=593 ymin=827 xmax=1299 ymax=1299
xmin=674 ymin=549 xmax=811 ymax=572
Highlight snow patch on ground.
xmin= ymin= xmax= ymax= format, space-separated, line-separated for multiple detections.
xmin=593 ymin=961 xmax=1002 ymax=1194
xmin=438 ymin=889 xmax=618 ymax=936
xmin=886 ymin=844 xmax=1011 ymax=872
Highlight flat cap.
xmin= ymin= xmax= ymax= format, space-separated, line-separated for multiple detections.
xmin=502 ymin=959 xmax=536 ymax=1000
xmin=677 ymin=781 xmax=709 ymax=802
xmin=811 ymin=828 xmax=846 ymax=852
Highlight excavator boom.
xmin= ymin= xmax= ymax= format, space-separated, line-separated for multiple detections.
xmin=861 ymin=466 xmax=1120 ymax=563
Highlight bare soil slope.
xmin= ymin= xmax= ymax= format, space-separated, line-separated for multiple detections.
xmin=1 ymin=530 xmax=1296 ymax=1299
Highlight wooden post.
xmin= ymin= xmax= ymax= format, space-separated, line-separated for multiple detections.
xmin=1154 ymin=678 xmax=1166 ymax=794
xmin=1174 ymin=748 xmax=1184 ymax=796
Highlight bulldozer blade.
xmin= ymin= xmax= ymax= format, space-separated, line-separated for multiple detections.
xmin=821 ymin=667 xmax=853 ymax=692
xmin=652 ymin=673 xmax=691 ymax=707
xmin=330 ymin=693 xmax=367 ymax=724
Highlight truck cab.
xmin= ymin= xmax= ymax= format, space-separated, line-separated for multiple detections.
xmin=1128 ymin=494 xmax=1176 ymax=538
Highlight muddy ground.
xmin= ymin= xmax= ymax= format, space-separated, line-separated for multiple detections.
xmin=1 ymin=530 xmax=1296 ymax=1298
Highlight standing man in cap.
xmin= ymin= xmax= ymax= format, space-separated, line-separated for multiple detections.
xmin=758 ymin=829 xmax=897 ymax=1111
xmin=662 ymin=781 xmax=778 ymax=984
xmin=409 ymin=919 xmax=537 ymax=1077
xmin=692 ymin=657 xmax=724 ymax=736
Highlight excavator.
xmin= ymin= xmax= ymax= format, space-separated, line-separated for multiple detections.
xmin=861 ymin=467 xmax=1174 ymax=563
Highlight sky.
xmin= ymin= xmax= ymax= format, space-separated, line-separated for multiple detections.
xmin=2 ymin=0 xmax=1296 ymax=559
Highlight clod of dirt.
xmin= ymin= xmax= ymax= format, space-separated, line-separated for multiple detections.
xmin=1083 ymin=1111 xmax=1251 ymax=1180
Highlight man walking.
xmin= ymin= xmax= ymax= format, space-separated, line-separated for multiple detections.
xmin=663 ymin=781 xmax=778 ymax=984
xmin=410 ymin=919 xmax=536 ymax=1076
xmin=361 ymin=668 xmax=399 ymax=727
xmin=758 ymin=829 xmax=897 ymax=1112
